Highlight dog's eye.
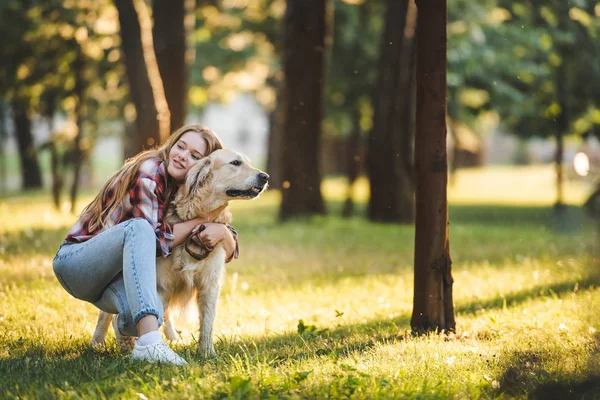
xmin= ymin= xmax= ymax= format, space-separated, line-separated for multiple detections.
xmin=230 ymin=160 xmax=242 ymax=167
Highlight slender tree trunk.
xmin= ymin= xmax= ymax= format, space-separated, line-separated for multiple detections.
xmin=367 ymin=0 xmax=416 ymax=223
xmin=555 ymin=60 xmax=568 ymax=210
xmin=279 ymin=0 xmax=327 ymax=220
xmin=342 ymin=108 xmax=362 ymax=218
xmin=11 ymin=98 xmax=42 ymax=190
xmin=411 ymin=0 xmax=455 ymax=334
xmin=153 ymin=0 xmax=194 ymax=132
xmin=42 ymin=98 xmax=63 ymax=209
xmin=114 ymin=0 xmax=163 ymax=157
xmin=70 ymin=51 xmax=87 ymax=213
xmin=0 ymin=103 xmax=7 ymax=194
xmin=266 ymin=80 xmax=284 ymax=190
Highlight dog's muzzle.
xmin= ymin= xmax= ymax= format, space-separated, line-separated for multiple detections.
xmin=226 ymin=172 xmax=269 ymax=198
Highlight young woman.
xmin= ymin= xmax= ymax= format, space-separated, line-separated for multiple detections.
xmin=52 ymin=125 xmax=238 ymax=366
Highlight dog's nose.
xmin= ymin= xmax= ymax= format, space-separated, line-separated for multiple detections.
xmin=257 ymin=172 xmax=270 ymax=183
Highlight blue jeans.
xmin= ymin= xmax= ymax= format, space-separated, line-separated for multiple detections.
xmin=52 ymin=218 xmax=164 ymax=337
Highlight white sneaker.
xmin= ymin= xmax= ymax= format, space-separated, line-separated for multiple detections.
xmin=130 ymin=340 xmax=188 ymax=366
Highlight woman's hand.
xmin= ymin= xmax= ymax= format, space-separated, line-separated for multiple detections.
xmin=193 ymin=223 xmax=229 ymax=248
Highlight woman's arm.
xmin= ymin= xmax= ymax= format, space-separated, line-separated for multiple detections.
xmin=171 ymin=203 xmax=229 ymax=248
xmin=171 ymin=217 xmax=208 ymax=248
xmin=194 ymin=223 xmax=237 ymax=262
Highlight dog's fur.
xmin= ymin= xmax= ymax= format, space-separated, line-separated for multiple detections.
xmin=89 ymin=149 xmax=268 ymax=357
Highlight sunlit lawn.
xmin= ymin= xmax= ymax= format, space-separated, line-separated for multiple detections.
xmin=0 ymin=165 xmax=599 ymax=399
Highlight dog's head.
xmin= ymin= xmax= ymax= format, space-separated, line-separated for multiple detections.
xmin=182 ymin=148 xmax=269 ymax=203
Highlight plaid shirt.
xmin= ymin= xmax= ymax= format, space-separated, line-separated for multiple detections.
xmin=65 ymin=157 xmax=175 ymax=258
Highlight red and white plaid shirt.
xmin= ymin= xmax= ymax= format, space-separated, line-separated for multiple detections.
xmin=65 ymin=157 xmax=175 ymax=258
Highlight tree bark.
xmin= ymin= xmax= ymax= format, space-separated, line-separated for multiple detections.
xmin=0 ymin=103 xmax=7 ymax=194
xmin=342 ymin=108 xmax=362 ymax=218
xmin=41 ymin=96 xmax=62 ymax=209
xmin=279 ymin=0 xmax=327 ymax=220
xmin=153 ymin=0 xmax=193 ymax=132
xmin=554 ymin=58 xmax=568 ymax=210
xmin=11 ymin=98 xmax=43 ymax=190
xmin=367 ymin=0 xmax=416 ymax=223
xmin=114 ymin=0 xmax=162 ymax=157
xmin=266 ymin=80 xmax=284 ymax=190
xmin=411 ymin=0 xmax=455 ymax=334
xmin=70 ymin=51 xmax=87 ymax=213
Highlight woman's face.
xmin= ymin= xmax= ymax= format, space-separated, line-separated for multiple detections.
xmin=167 ymin=131 xmax=208 ymax=182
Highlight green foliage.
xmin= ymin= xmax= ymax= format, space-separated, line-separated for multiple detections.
xmin=0 ymin=0 xmax=127 ymax=121
xmin=449 ymin=0 xmax=600 ymax=139
xmin=189 ymin=0 xmax=283 ymax=110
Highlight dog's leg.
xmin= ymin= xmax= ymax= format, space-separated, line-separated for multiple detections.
xmin=90 ymin=311 xmax=113 ymax=347
xmin=195 ymin=249 xmax=226 ymax=358
xmin=163 ymin=312 xmax=179 ymax=341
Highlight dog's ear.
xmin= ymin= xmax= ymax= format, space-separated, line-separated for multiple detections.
xmin=184 ymin=157 xmax=213 ymax=197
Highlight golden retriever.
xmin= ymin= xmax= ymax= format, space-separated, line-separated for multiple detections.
xmin=90 ymin=149 xmax=268 ymax=357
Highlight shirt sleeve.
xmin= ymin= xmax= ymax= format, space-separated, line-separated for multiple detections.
xmin=129 ymin=177 xmax=174 ymax=258
xmin=225 ymin=224 xmax=239 ymax=263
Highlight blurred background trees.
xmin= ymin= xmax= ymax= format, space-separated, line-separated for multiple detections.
xmin=0 ymin=0 xmax=599 ymax=216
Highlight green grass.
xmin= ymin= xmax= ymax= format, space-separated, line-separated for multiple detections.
xmin=1 ymin=166 xmax=599 ymax=399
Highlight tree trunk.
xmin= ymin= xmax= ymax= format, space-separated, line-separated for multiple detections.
xmin=70 ymin=51 xmax=87 ymax=213
xmin=367 ymin=0 xmax=416 ymax=223
xmin=153 ymin=0 xmax=193 ymax=132
xmin=0 ymin=103 xmax=7 ymax=194
xmin=279 ymin=0 xmax=327 ymax=220
xmin=266 ymin=81 xmax=284 ymax=190
xmin=114 ymin=0 xmax=163 ymax=157
xmin=11 ymin=98 xmax=43 ymax=190
xmin=554 ymin=59 xmax=568 ymax=210
xmin=411 ymin=0 xmax=455 ymax=334
xmin=41 ymin=97 xmax=63 ymax=209
xmin=342 ymin=108 xmax=361 ymax=218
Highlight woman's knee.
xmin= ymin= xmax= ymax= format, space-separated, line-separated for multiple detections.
xmin=124 ymin=218 xmax=155 ymax=243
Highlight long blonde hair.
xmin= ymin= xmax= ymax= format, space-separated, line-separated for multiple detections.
xmin=83 ymin=125 xmax=224 ymax=232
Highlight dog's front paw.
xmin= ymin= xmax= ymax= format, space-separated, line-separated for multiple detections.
xmin=90 ymin=335 xmax=106 ymax=348
xmin=116 ymin=335 xmax=136 ymax=354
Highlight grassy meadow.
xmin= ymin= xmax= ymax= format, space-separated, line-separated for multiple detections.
xmin=0 ymin=165 xmax=599 ymax=399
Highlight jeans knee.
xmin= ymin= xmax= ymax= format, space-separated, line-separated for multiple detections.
xmin=125 ymin=218 xmax=155 ymax=243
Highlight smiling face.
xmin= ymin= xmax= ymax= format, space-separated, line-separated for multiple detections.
xmin=167 ymin=131 xmax=208 ymax=182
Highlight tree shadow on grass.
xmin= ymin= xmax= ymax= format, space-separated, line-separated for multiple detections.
xmin=456 ymin=274 xmax=600 ymax=316
xmin=449 ymin=204 xmax=588 ymax=232
xmin=494 ymin=334 xmax=600 ymax=399
xmin=218 ymin=274 xmax=600 ymax=366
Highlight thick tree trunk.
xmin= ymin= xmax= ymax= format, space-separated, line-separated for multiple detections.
xmin=411 ymin=0 xmax=455 ymax=334
xmin=153 ymin=0 xmax=193 ymax=132
xmin=279 ymin=0 xmax=327 ymax=220
xmin=11 ymin=99 xmax=43 ymax=190
xmin=367 ymin=0 xmax=416 ymax=223
xmin=114 ymin=0 xmax=163 ymax=157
